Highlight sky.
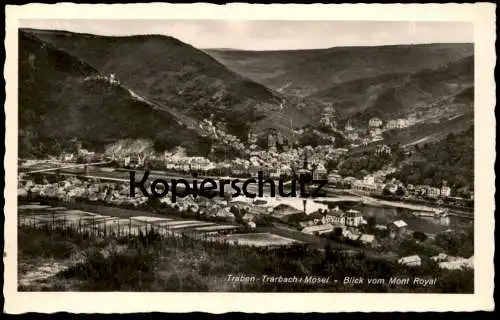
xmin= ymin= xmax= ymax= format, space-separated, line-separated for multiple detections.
xmin=19 ymin=20 xmax=473 ymax=51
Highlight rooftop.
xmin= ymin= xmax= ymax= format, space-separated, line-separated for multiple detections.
xmin=398 ymin=255 xmax=421 ymax=263
xmin=359 ymin=234 xmax=376 ymax=243
xmin=302 ymin=224 xmax=334 ymax=233
xmin=391 ymin=220 xmax=408 ymax=228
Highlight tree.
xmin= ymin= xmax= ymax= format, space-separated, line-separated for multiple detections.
xmin=413 ymin=231 xmax=427 ymax=242
xmin=382 ymin=187 xmax=392 ymax=196
xmin=395 ymin=186 xmax=406 ymax=196
xmin=366 ymin=216 xmax=377 ymax=230
xmin=423 ymin=178 xmax=434 ymax=186
xmin=225 ymin=110 xmax=251 ymax=141
xmin=326 ymin=159 xmax=338 ymax=172
xmin=324 ymin=243 xmax=332 ymax=260
xmin=333 ymin=227 xmax=343 ymax=239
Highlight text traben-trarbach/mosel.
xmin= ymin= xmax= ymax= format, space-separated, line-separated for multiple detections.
xmin=129 ymin=170 xmax=327 ymax=203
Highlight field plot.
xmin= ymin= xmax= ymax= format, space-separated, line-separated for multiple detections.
xmin=193 ymin=225 xmax=240 ymax=233
xmin=18 ymin=204 xmax=52 ymax=210
xmin=18 ymin=203 xmax=241 ymax=239
xmin=223 ymin=233 xmax=302 ymax=247
xmin=44 ymin=207 xmax=68 ymax=211
xmin=164 ymin=221 xmax=215 ymax=229
xmin=130 ymin=216 xmax=173 ymax=223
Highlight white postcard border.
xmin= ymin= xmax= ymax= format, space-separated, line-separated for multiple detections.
xmin=4 ymin=3 xmax=496 ymax=313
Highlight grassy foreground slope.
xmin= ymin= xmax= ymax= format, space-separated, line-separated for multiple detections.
xmin=19 ymin=226 xmax=473 ymax=293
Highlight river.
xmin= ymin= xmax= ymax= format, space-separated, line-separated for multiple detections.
xmin=233 ymin=195 xmax=472 ymax=234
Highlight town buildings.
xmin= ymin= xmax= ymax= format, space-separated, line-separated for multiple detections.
xmin=386 ymin=118 xmax=410 ymax=130
xmin=388 ymin=220 xmax=408 ymax=239
xmin=344 ymin=120 xmax=354 ymax=133
xmin=440 ymin=185 xmax=452 ymax=197
xmin=352 ymin=175 xmax=379 ymax=193
xmin=319 ymin=106 xmax=338 ymax=130
xmin=369 ymin=117 xmax=383 ymax=128
xmin=322 ymin=208 xmax=364 ymax=228
xmin=431 ymin=253 xmax=474 ymax=270
xmin=375 ymin=144 xmax=391 ymax=156
xmin=313 ymin=163 xmax=327 ymax=180
xmin=345 ymin=209 xmax=364 ymax=227
xmin=396 ymin=119 xmax=409 ymax=128
xmin=385 ymin=120 xmax=398 ymax=130
xmin=427 ymin=187 xmax=441 ymax=199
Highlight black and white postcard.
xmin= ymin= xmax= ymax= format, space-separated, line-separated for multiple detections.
xmin=4 ymin=2 xmax=496 ymax=313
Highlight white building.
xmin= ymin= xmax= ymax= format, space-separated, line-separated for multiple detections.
xmin=369 ymin=117 xmax=383 ymax=128
xmin=313 ymin=163 xmax=327 ymax=180
xmin=438 ymin=256 xmax=474 ymax=270
xmin=375 ymin=145 xmax=391 ymax=156
xmin=302 ymin=224 xmax=334 ymax=235
xmin=345 ymin=209 xmax=363 ymax=227
xmin=396 ymin=119 xmax=409 ymax=128
xmin=440 ymin=186 xmax=452 ymax=197
xmin=343 ymin=229 xmax=361 ymax=241
xmin=322 ymin=211 xmax=344 ymax=226
xmin=359 ymin=233 xmax=377 ymax=247
xmin=62 ymin=153 xmax=75 ymax=162
xmin=386 ymin=119 xmax=409 ymax=130
xmin=353 ymin=180 xmax=377 ymax=193
xmin=386 ymin=120 xmax=398 ymax=129
xmin=398 ymin=255 xmax=422 ymax=267
xmin=388 ymin=220 xmax=408 ymax=238
xmin=247 ymin=221 xmax=257 ymax=229
xmin=344 ymin=120 xmax=354 ymax=132
xmin=427 ymin=187 xmax=441 ymax=199
xmin=363 ymin=175 xmax=375 ymax=185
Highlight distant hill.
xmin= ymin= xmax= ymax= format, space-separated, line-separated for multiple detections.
xmin=205 ymin=48 xmax=330 ymax=87
xmin=389 ymin=125 xmax=474 ymax=193
xmin=313 ymin=55 xmax=474 ymax=125
xmin=19 ymin=29 xmax=321 ymax=157
xmin=19 ymin=29 xmax=475 ymax=157
xmin=208 ymin=44 xmax=474 ymax=138
xmin=206 ymin=43 xmax=474 ymax=97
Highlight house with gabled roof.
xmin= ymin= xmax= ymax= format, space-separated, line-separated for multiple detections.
xmin=388 ymin=219 xmax=408 ymax=238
